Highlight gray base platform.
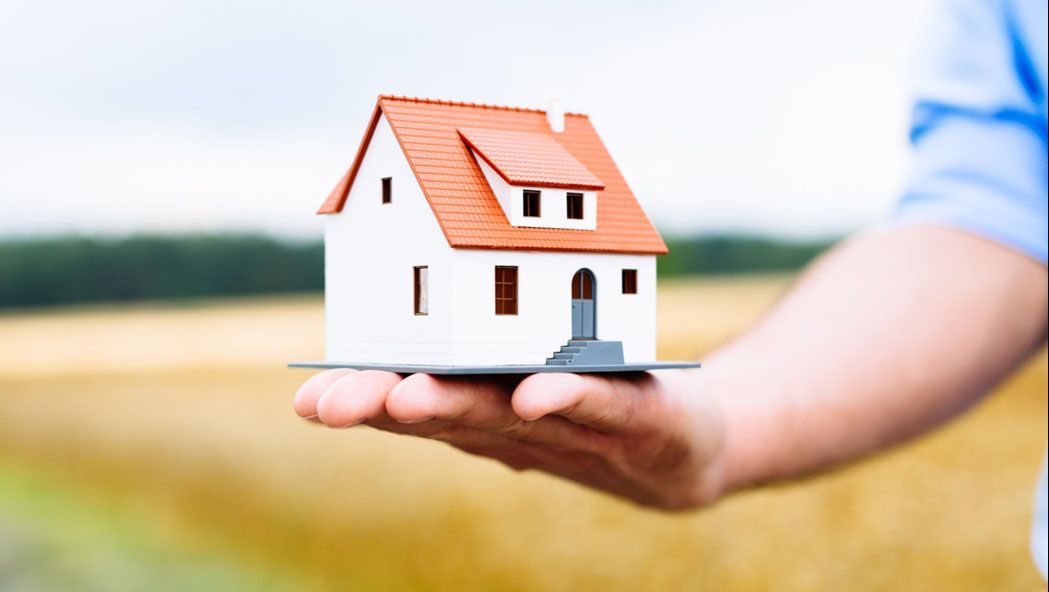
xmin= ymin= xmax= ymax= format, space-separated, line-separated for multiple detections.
xmin=288 ymin=360 xmax=700 ymax=375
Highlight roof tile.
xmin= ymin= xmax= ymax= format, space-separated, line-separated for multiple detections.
xmin=458 ymin=127 xmax=604 ymax=190
xmin=318 ymin=95 xmax=667 ymax=255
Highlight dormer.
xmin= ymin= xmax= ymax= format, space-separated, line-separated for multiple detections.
xmin=458 ymin=127 xmax=604 ymax=231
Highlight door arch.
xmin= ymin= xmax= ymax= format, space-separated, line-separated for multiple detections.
xmin=571 ymin=269 xmax=596 ymax=339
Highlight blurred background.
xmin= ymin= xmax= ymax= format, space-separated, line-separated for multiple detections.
xmin=1 ymin=0 xmax=1046 ymax=590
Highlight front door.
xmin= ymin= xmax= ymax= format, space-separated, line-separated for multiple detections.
xmin=571 ymin=270 xmax=596 ymax=339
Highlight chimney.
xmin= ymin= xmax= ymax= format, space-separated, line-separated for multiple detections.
xmin=546 ymin=98 xmax=564 ymax=133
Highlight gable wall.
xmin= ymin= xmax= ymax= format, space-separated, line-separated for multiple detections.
xmin=473 ymin=149 xmax=512 ymax=215
xmin=324 ymin=113 xmax=457 ymax=363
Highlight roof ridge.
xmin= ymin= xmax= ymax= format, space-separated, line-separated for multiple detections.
xmin=377 ymin=94 xmax=587 ymax=117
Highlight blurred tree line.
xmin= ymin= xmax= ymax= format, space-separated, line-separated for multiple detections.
xmin=0 ymin=235 xmax=323 ymax=309
xmin=658 ymin=235 xmax=834 ymax=276
xmin=0 ymin=234 xmax=835 ymax=309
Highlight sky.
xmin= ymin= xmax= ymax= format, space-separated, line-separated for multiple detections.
xmin=0 ymin=0 xmax=937 ymax=240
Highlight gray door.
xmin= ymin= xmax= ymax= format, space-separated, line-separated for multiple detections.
xmin=571 ymin=270 xmax=596 ymax=339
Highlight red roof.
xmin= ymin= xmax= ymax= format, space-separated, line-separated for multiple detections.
xmin=318 ymin=95 xmax=667 ymax=255
xmin=458 ymin=127 xmax=604 ymax=190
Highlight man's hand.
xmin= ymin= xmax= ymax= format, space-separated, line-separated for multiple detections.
xmin=293 ymin=229 xmax=1047 ymax=510
xmin=294 ymin=369 xmax=726 ymax=510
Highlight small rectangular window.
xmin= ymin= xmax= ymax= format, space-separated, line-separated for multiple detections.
xmin=622 ymin=269 xmax=637 ymax=294
xmin=494 ymin=266 xmax=518 ymax=315
xmin=523 ymin=190 xmax=541 ymax=218
xmin=414 ymin=266 xmax=428 ymax=315
xmin=382 ymin=177 xmax=392 ymax=204
xmin=566 ymin=192 xmax=584 ymax=220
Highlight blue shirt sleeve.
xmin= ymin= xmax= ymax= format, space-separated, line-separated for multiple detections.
xmin=893 ymin=0 xmax=1048 ymax=263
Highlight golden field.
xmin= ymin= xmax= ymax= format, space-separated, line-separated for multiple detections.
xmin=1 ymin=275 xmax=1046 ymax=591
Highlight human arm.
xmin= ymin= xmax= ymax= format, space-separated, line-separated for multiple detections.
xmin=705 ymin=225 xmax=1047 ymax=492
xmin=293 ymin=225 xmax=1048 ymax=509
xmin=296 ymin=0 xmax=1049 ymax=511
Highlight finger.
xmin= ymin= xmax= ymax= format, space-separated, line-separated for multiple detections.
xmin=511 ymin=372 xmax=653 ymax=432
xmin=315 ymin=370 xmax=402 ymax=428
xmin=307 ymin=374 xmax=611 ymax=478
xmin=304 ymin=373 xmax=541 ymax=452
xmin=385 ymin=373 xmax=514 ymax=424
xmin=294 ymin=369 xmax=355 ymax=420
xmin=386 ymin=373 xmax=607 ymax=449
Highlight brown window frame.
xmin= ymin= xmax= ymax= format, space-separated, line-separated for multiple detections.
xmin=566 ymin=192 xmax=584 ymax=220
xmin=522 ymin=190 xmax=541 ymax=218
xmin=494 ymin=266 xmax=518 ymax=315
xmin=382 ymin=177 xmax=392 ymax=204
xmin=413 ymin=266 xmax=428 ymax=315
xmin=621 ymin=269 xmax=638 ymax=294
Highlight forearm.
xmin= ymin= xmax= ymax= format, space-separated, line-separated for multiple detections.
xmin=701 ymin=226 xmax=1047 ymax=493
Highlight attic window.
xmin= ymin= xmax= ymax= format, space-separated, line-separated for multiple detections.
xmin=382 ymin=177 xmax=392 ymax=204
xmin=566 ymin=193 xmax=584 ymax=220
xmin=523 ymin=190 xmax=541 ymax=218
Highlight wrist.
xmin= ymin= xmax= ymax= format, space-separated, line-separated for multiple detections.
xmin=689 ymin=355 xmax=781 ymax=498
xmin=652 ymin=367 xmax=732 ymax=509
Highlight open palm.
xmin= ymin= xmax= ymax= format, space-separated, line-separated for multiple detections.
xmin=294 ymin=369 xmax=725 ymax=510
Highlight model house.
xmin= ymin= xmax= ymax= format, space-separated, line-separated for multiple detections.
xmin=316 ymin=95 xmax=669 ymax=368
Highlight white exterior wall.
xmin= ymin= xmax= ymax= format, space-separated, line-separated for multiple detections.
xmin=472 ymin=151 xmax=597 ymax=231
xmin=449 ymin=250 xmax=656 ymax=365
xmin=475 ymin=151 xmax=513 ymax=217
xmin=325 ymin=114 xmax=657 ymax=366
